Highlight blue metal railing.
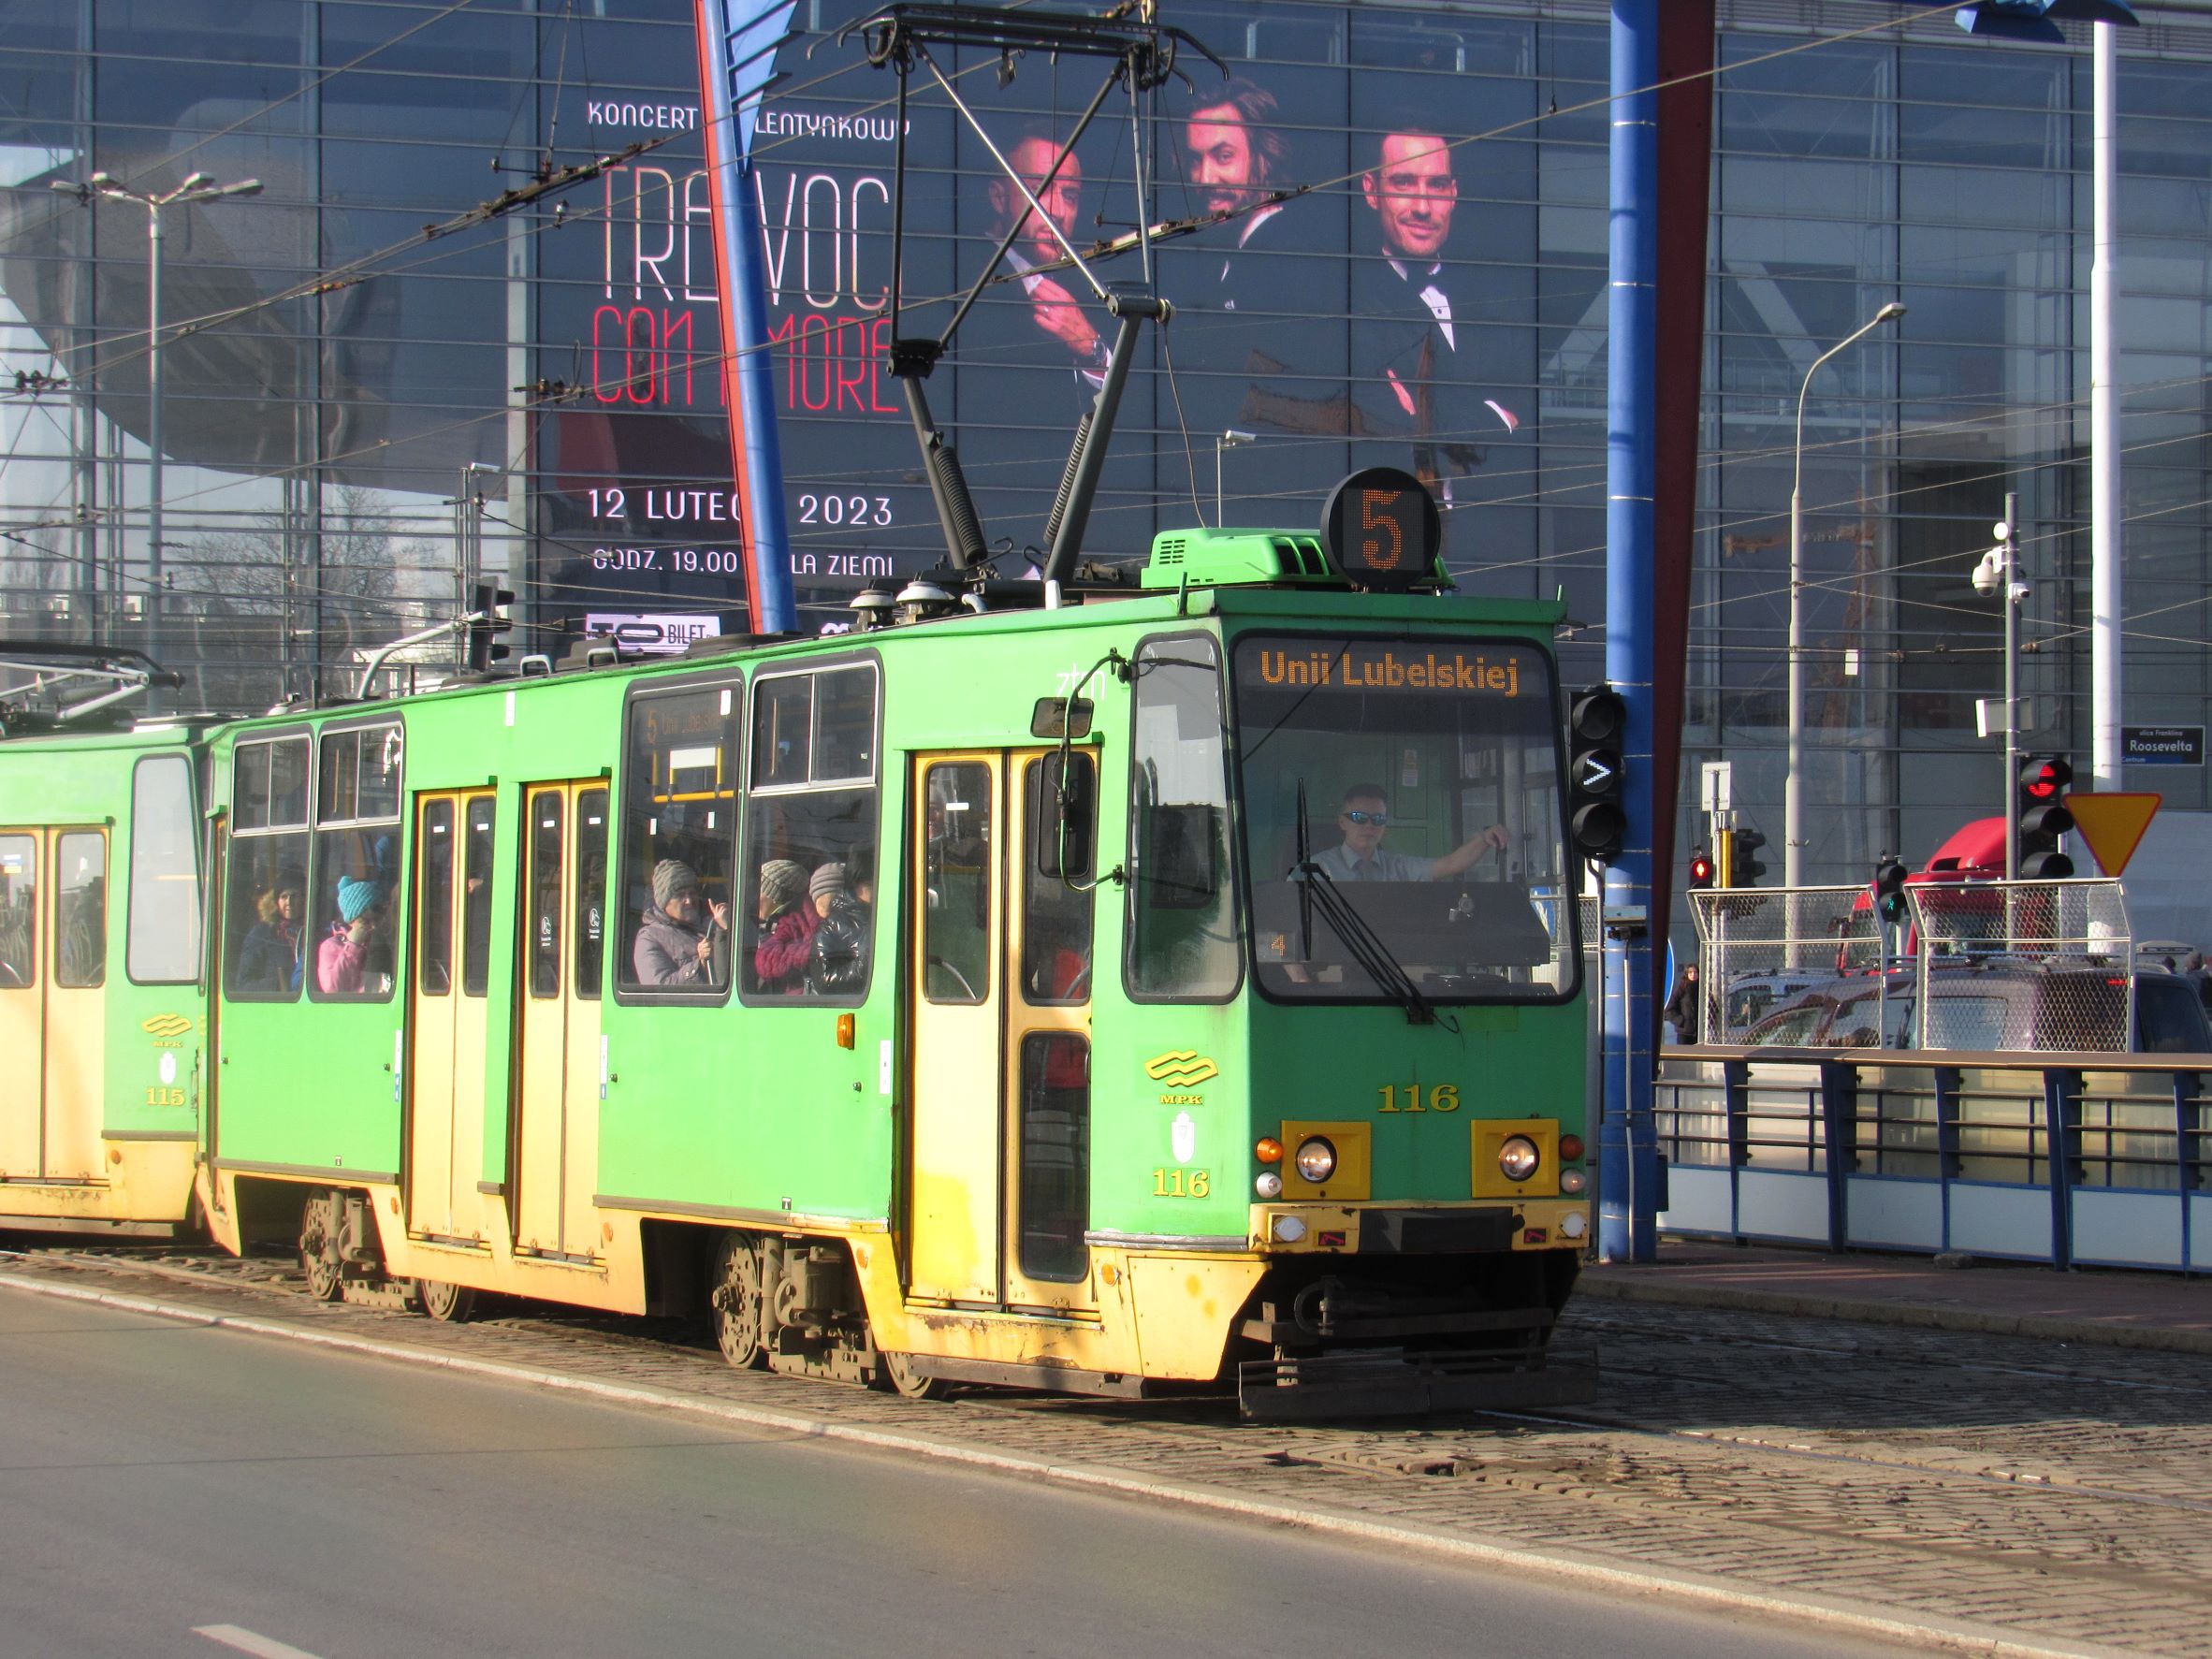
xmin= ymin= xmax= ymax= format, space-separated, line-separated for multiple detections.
xmin=1653 ymin=1049 xmax=2212 ymax=1273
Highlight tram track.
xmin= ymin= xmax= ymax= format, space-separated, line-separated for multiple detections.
xmin=19 ymin=1243 xmax=2212 ymax=1514
xmin=10 ymin=1239 xmax=2212 ymax=1656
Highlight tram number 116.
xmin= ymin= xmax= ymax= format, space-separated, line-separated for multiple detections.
xmin=1377 ymin=1084 xmax=1461 ymax=1113
xmin=1151 ymin=1169 xmax=1213 ymax=1199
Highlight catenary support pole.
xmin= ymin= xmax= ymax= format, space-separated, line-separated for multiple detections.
xmin=144 ymin=203 xmax=164 ymax=698
xmin=1600 ymin=0 xmax=1659 ymax=1264
xmin=2090 ymin=22 xmax=2122 ymax=788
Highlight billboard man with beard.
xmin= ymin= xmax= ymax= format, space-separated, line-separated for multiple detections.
xmin=1351 ymin=129 xmax=1521 ymax=514
xmin=953 ymin=124 xmax=1115 ymax=544
xmin=1177 ymin=79 xmax=1344 ymax=446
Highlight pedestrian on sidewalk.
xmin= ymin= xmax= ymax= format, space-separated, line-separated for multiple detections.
xmin=1664 ymin=962 xmax=1702 ymax=1044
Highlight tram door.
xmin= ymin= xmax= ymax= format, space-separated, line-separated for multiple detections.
xmin=906 ymin=753 xmax=1097 ymax=1313
xmin=513 ymin=782 xmax=608 ymax=1259
xmin=406 ymin=792 xmax=494 ymax=1238
xmin=0 ymin=832 xmax=43 ymax=1178
xmin=0 ymin=829 xmax=107 ymax=1183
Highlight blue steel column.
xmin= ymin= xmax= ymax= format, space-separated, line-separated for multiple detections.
xmin=694 ymin=0 xmax=798 ymax=635
xmin=1600 ymin=0 xmax=1660 ymax=1262
xmin=724 ymin=167 xmax=796 ymax=635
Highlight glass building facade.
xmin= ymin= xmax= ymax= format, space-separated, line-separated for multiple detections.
xmin=3 ymin=0 xmax=2210 ymax=884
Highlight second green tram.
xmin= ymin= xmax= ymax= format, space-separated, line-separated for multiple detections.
xmin=169 ymin=527 xmax=1598 ymax=1415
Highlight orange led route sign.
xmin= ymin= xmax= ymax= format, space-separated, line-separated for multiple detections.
xmin=2064 ymin=791 xmax=2161 ymax=877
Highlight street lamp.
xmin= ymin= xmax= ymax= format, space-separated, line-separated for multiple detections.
xmin=1215 ymin=429 xmax=1254 ymax=528
xmin=52 ymin=169 xmax=262 ymax=684
xmin=1783 ymin=299 xmax=1904 ymax=889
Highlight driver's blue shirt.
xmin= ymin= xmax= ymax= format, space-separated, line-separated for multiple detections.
xmin=1309 ymin=841 xmax=1436 ymax=881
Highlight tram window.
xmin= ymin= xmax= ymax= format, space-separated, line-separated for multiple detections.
xmin=618 ymin=682 xmax=740 ymax=998
xmin=1022 ymin=757 xmax=1094 ymax=1005
xmin=225 ymin=734 xmax=311 ymax=1003
xmin=461 ymin=797 xmax=496 ymax=997
xmin=1126 ymin=637 xmax=1241 ymax=1001
xmin=418 ymin=800 xmax=455 ymax=997
xmin=0 ymin=834 xmax=36 ymax=990
xmin=54 ymin=831 xmax=107 ymax=989
xmin=308 ymin=722 xmax=401 ymax=1004
xmin=127 ymin=753 xmax=201 ymax=985
xmin=742 ymin=664 xmax=880 ymax=1004
xmin=575 ymin=789 xmax=607 ymax=1000
xmin=921 ymin=762 xmax=990 ymax=1005
xmin=530 ymin=793 xmax=563 ymax=1000
xmin=1017 ymin=1032 xmax=1090 ymax=1282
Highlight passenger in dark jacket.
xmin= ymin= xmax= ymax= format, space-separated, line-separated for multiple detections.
xmin=752 ymin=858 xmax=818 ymax=994
xmin=633 ymin=858 xmax=729 ymax=987
xmin=237 ymin=868 xmax=306 ymax=994
xmin=806 ymin=862 xmax=871 ymax=996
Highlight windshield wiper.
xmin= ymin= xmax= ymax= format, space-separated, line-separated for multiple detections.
xmin=1288 ymin=858 xmax=1457 ymax=1031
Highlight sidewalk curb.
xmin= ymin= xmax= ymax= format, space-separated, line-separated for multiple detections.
xmin=1578 ymin=1272 xmax=2212 ymax=1357
xmin=0 ymin=1269 xmax=2138 ymax=1659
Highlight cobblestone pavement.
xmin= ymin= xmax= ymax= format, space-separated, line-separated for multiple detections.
xmin=7 ymin=1246 xmax=2208 ymax=1658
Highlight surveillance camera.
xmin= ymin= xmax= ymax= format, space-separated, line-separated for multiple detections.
xmin=1972 ymin=553 xmax=2001 ymax=598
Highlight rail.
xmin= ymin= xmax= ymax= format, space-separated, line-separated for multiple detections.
xmin=1653 ymin=1047 xmax=2212 ymax=1273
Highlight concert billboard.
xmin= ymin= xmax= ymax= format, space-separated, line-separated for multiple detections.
xmin=537 ymin=1 xmax=1546 ymax=632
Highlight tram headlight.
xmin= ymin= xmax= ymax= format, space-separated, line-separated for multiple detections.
xmin=1560 ymin=1168 xmax=1588 ymax=1195
xmin=1254 ymin=1171 xmax=1283 ymax=1200
xmin=1498 ymin=1135 xmax=1541 ymax=1183
xmin=1293 ymin=1136 xmax=1337 ymax=1184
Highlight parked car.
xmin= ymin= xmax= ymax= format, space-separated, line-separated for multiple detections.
xmin=1741 ymin=961 xmax=2212 ymax=1055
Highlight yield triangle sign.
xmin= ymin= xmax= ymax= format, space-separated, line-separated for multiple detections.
xmin=2064 ymin=792 xmax=2161 ymax=877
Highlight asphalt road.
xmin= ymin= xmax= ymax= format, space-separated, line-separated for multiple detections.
xmin=0 ymin=1287 xmax=1915 ymax=1659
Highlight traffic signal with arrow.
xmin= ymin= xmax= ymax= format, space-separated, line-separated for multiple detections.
xmin=1565 ymin=685 xmax=1627 ymax=863
xmin=1874 ymin=854 xmax=1910 ymax=925
xmin=2016 ymin=754 xmax=2075 ymax=880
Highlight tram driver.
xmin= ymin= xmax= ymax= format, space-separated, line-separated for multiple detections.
xmin=1311 ymin=782 xmax=1507 ymax=882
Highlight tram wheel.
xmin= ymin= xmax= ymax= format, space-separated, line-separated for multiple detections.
xmin=710 ymin=1233 xmax=765 ymax=1370
xmin=419 ymin=1279 xmax=477 ymax=1324
xmin=298 ymin=1191 xmax=342 ymax=1302
xmin=875 ymin=1347 xmax=946 ymax=1402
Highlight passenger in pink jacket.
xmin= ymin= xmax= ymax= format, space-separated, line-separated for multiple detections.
xmin=317 ymin=876 xmax=386 ymax=997
xmin=751 ymin=858 xmax=818 ymax=994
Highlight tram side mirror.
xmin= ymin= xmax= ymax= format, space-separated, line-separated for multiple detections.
xmin=1034 ymin=751 xmax=1096 ymax=881
xmin=1143 ymin=804 xmax=1220 ymax=910
xmin=1030 ymin=697 xmax=1093 ymax=740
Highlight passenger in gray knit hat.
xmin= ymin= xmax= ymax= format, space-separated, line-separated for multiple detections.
xmin=633 ymin=857 xmax=728 ymax=986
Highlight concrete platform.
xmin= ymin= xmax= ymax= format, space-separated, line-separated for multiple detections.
xmin=1582 ymin=1239 xmax=2212 ymax=1355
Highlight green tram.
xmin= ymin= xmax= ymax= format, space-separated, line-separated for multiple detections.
xmin=0 ymin=678 xmax=207 ymax=1237
xmin=3 ymin=514 xmax=1594 ymax=1417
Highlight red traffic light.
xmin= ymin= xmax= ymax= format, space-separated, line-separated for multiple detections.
xmin=1688 ymin=849 xmax=1714 ymax=890
xmin=2020 ymin=757 xmax=2071 ymax=801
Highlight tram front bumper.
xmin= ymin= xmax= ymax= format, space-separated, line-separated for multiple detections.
xmin=1246 ymin=1200 xmax=1590 ymax=1255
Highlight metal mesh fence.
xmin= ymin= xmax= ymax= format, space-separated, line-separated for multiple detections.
xmin=1687 ymin=886 xmax=1867 ymax=1043
xmin=1910 ymin=880 xmax=2133 ymax=1053
xmin=1686 ymin=880 xmax=2136 ymax=1053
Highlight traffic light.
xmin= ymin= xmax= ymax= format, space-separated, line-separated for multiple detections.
xmin=1726 ymin=826 xmax=1768 ymax=888
xmin=1565 ymin=685 xmax=1627 ymax=863
xmin=2016 ymin=754 xmax=2075 ymax=880
xmin=1873 ymin=854 xmax=1910 ymax=925
xmin=465 ymin=580 xmax=514 ymax=673
xmin=1688 ymin=847 xmax=1714 ymax=891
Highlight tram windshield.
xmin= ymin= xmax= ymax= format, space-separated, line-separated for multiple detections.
xmin=1231 ymin=633 xmax=1576 ymax=1005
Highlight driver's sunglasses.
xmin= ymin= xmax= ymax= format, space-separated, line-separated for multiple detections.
xmin=1341 ymin=809 xmax=1389 ymax=827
